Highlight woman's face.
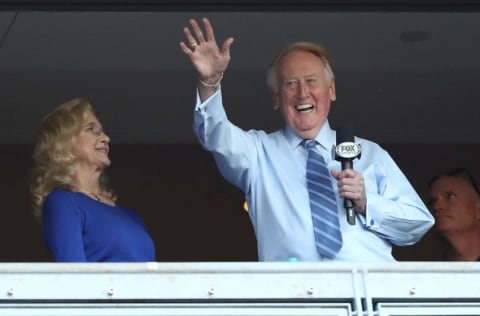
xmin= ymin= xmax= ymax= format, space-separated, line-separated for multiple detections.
xmin=70 ymin=111 xmax=111 ymax=171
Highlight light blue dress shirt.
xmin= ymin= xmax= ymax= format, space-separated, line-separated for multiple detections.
xmin=194 ymin=89 xmax=434 ymax=262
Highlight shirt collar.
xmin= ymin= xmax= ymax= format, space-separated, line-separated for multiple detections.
xmin=283 ymin=125 xmax=304 ymax=149
xmin=314 ymin=121 xmax=336 ymax=150
xmin=283 ymin=121 xmax=336 ymax=151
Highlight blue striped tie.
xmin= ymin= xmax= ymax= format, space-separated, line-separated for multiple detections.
xmin=304 ymin=140 xmax=343 ymax=258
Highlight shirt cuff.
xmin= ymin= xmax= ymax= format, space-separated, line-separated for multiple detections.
xmin=361 ymin=194 xmax=386 ymax=230
xmin=195 ymin=86 xmax=222 ymax=113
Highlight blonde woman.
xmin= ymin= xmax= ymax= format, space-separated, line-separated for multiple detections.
xmin=31 ymin=98 xmax=155 ymax=262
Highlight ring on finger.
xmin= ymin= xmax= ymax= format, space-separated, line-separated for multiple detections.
xmin=190 ymin=42 xmax=198 ymax=51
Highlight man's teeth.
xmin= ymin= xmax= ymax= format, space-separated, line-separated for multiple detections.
xmin=295 ymin=104 xmax=314 ymax=111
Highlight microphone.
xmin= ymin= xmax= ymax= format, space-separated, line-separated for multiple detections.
xmin=332 ymin=127 xmax=362 ymax=225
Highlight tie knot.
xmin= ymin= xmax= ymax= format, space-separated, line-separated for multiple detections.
xmin=304 ymin=139 xmax=317 ymax=150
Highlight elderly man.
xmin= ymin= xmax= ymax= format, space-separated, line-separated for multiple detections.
xmin=180 ymin=17 xmax=434 ymax=262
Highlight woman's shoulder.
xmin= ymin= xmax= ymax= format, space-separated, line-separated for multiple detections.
xmin=44 ymin=189 xmax=79 ymax=206
xmin=46 ymin=188 xmax=74 ymax=199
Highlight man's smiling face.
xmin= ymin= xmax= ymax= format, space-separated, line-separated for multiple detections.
xmin=272 ymin=50 xmax=336 ymax=140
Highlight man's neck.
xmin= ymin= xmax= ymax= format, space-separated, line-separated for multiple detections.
xmin=443 ymin=230 xmax=480 ymax=261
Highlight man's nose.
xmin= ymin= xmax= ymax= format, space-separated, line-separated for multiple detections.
xmin=297 ymin=81 xmax=310 ymax=98
xmin=432 ymin=197 xmax=444 ymax=212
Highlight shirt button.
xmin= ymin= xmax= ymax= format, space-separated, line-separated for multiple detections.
xmin=370 ymin=219 xmax=375 ymax=225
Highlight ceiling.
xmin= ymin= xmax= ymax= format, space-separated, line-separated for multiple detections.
xmin=0 ymin=2 xmax=479 ymax=144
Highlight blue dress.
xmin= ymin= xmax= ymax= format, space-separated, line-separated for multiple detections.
xmin=42 ymin=189 xmax=155 ymax=262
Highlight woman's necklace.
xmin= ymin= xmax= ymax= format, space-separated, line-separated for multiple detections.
xmin=92 ymin=193 xmax=101 ymax=202
xmin=79 ymin=190 xmax=115 ymax=205
xmin=81 ymin=191 xmax=102 ymax=202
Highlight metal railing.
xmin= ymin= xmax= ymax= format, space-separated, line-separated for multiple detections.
xmin=1 ymin=261 xmax=479 ymax=316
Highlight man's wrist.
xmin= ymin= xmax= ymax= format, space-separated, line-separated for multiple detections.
xmin=199 ymin=72 xmax=224 ymax=90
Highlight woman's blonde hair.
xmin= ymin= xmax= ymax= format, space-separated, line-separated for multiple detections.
xmin=30 ymin=98 xmax=116 ymax=218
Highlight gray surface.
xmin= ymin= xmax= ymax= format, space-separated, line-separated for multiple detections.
xmin=0 ymin=11 xmax=479 ymax=144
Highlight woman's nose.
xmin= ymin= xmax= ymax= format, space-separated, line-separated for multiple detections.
xmin=100 ymin=132 xmax=110 ymax=143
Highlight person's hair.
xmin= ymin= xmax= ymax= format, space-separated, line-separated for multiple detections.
xmin=30 ymin=98 xmax=117 ymax=218
xmin=428 ymin=167 xmax=480 ymax=197
xmin=266 ymin=41 xmax=335 ymax=93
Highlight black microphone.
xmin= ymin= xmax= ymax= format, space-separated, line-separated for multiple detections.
xmin=332 ymin=127 xmax=362 ymax=225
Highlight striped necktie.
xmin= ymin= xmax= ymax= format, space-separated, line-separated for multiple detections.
xmin=304 ymin=139 xmax=343 ymax=258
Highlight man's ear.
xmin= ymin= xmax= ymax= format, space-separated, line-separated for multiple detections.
xmin=272 ymin=91 xmax=280 ymax=110
xmin=329 ymin=80 xmax=336 ymax=102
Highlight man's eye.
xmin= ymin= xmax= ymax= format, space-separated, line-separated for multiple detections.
xmin=285 ymin=81 xmax=298 ymax=88
xmin=446 ymin=192 xmax=457 ymax=200
xmin=306 ymin=78 xmax=320 ymax=86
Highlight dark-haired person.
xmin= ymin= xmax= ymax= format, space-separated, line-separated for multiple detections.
xmin=179 ymin=17 xmax=434 ymax=262
xmin=30 ymin=98 xmax=155 ymax=262
xmin=427 ymin=168 xmax=480 ymax=261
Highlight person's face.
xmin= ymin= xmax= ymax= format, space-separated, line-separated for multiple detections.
xmin=428 ymin=176 xmax=480 ymax=235
xmin=71 ymin=111 xmax=111 ymax=171
xmin=272 ymin=50 xmax=336 ymax=140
